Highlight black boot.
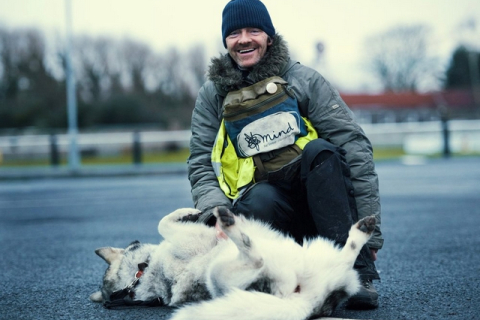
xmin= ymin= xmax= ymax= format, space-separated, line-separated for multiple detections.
xmin=346 ymin=279 xmax=379 ymax=309
xmin=301 ymin=139 xmax=380 ymax=309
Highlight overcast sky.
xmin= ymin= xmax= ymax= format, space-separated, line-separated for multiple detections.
xmin=1 ymin=0 xmax=479 ymax=93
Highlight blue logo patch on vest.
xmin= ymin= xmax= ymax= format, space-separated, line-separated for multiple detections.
xmin=224 ymin=94 xmax=307 ymax=157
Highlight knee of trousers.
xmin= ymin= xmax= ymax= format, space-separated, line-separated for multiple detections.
xmin=303 ymin=138 xmax=337 ymax=155
xmin=233 ymin=183 xmax=291 ymax=223
xmin=302 ymin=139 xmax=345 ymax=166
xmin=301 ymin=139 xmax=347 ymax=180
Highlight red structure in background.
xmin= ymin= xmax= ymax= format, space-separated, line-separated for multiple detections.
xmin=340 ymin=89 xmax=475 ymax=111
xmin=339 ymin=89 xmax=478 ymax=123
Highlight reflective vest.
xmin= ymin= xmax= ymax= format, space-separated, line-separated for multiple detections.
xmin=211 ymin=117 xmax=318 ymax=199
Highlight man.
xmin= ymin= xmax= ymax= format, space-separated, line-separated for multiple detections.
xmin=187 ymin=0 xmax=383 ymax=309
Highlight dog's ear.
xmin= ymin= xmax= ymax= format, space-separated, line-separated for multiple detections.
xmin=95 ymin=247 xmax=124 ymax=264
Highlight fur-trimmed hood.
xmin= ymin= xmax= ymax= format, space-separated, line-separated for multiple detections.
xmin=207 ymin=34 xmax=290 ymax=93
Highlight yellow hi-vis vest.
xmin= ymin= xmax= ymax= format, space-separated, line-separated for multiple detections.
xmin=211 ymin=117 xmax=318 ymax=199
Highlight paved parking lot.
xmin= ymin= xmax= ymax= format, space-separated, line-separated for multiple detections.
xmin=0 ymin=156 xmax=479 ymax=320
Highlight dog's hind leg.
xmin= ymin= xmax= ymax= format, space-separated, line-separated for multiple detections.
xmin=341 ymin=215 xmax=376 ymax=264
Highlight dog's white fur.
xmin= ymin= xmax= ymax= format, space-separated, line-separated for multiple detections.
xmin=90 ymin=207 xmax=375 ymax=320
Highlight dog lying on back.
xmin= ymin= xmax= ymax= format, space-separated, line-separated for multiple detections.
xmin=90 ymin=207 xmax=376 ymax=320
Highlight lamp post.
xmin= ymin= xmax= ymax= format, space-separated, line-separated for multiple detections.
xmin=65 ymin=0 xmax=80 ymax=170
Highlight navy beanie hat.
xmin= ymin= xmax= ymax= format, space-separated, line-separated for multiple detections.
xmin=222 ymin=0 xmax=275 ymax=48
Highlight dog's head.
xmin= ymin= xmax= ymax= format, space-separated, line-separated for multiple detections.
xmin=90 ymin=240 xmax=154 ymax=304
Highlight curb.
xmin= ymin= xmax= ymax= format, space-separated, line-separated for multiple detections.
xmin=312 ymin=318 xmax=372 ymax=320
xmin=0 ymin=163 xmax=188 ymax=180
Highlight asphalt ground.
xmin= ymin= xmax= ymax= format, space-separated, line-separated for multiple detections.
xmin=0 ymin=156 xmax=479 ymax=320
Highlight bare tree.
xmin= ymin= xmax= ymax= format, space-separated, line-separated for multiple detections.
xmin=365 ymin=24 xmax=438 ymax=92
xmin=0 ymin=27 xmax=65 ymax=129
xmin=74 ymin=36 xmax=128 ymax=100
xmin=1 ymin=26 xmax=208 ymax=130
xmin=121 ymin=38 xmax=154 ymax=94
xmin=185 ymin=44 xmax=207 ymax=96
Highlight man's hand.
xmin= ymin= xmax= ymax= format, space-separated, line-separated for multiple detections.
xmin=198 ymin=205 xmax=230 ymax=226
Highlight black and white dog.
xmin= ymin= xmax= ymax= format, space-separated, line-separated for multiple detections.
xmin=90 ymin=207 xmax=376 ymax=320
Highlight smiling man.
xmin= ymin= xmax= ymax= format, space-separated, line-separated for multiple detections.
xmin=225 ymin=28 xmax=272 ymax=68
xmin=188 ymin=0 xmax=384 ymax=311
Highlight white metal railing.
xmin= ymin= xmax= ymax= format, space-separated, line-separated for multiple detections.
xmin=361 ymin=120 xmax=480 ymax=150
xmin=0 ymin=120 xmax=479 ymax=159
xmin=0 ymin=130 xmax=191 ymax=158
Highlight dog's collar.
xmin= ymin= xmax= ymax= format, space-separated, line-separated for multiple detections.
xmin=109 ymin=262 xmax=148 ymax=302
xmin=104 ymin=261 xmax=165 ymax=308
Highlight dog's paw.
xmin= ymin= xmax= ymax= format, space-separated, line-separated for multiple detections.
xmin=179 ymin=212 xmax=202 ymax=223
xmin=213 ymin=206 xmax=235 ymax=227
xmin=171 ymin=208 xmax=201 ymax=223
xmin=89 ymin=291 xmax=103 ymax=302
xmin=356 ymin=215 xmax=376 ymax=234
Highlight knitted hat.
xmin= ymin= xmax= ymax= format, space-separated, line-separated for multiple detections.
xmin=221 ymin=0 xmax=275 ymax=48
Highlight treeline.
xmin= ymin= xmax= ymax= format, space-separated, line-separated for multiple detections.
xmin=0 ymin=26 xmax=206 ymax=132
xmin=365 ymin=24 xmax=480 ymax=93
xmin=1 ymin=25 xmax=479 ymax=132
xmin=445 ymin=46 xmax=480 ymax=90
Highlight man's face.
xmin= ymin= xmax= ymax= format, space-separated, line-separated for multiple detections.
xmin=225 ymin=28 xmax=272 ymax=69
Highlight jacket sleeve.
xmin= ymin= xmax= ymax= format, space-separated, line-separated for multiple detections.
xmin=187 ymin=81 xmax=233 ymax=214
xmin=288 ymin=66 xmax=384 ymax=250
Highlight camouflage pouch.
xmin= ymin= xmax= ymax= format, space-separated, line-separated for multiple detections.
xmin=222 ymin=76 xmax=307 ymax=181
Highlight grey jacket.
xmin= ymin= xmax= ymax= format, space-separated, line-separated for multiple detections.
xmin=187 ymin=35 xmax=383 ymax=250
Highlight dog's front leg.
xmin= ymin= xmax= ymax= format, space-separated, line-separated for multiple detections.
xmin=158 ymin=208 xmax=202 ymax=238
xmin=214 ymin=207 xmax=263 ymax=266
xmin=206 ymin=207 xmax=265 ymax=297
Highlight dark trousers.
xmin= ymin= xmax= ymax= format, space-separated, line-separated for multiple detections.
xmin=232 ymin=138 xmax=379 ymax=280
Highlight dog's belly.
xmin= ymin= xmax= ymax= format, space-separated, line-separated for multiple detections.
xmin=172 ymin=280 xmax=211 ymax=305
xmin=245 ymin=276 xmax=272 ymax=294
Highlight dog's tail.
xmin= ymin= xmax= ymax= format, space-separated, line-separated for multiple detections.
xmin=169 ymin=289 xmax=311 ymax=320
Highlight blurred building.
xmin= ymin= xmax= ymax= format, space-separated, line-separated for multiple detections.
xmin=341 ymin=89 xmax=478 ymax=124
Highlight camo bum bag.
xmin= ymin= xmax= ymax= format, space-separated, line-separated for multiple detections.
xmin=223 ymin=76 xmax=307 ymax=158
xmin=222 ymin=76 xmax=314 ymax=181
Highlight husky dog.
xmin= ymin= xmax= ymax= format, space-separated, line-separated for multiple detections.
xmin=90 ymin=207 xmax=376 ymax=320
